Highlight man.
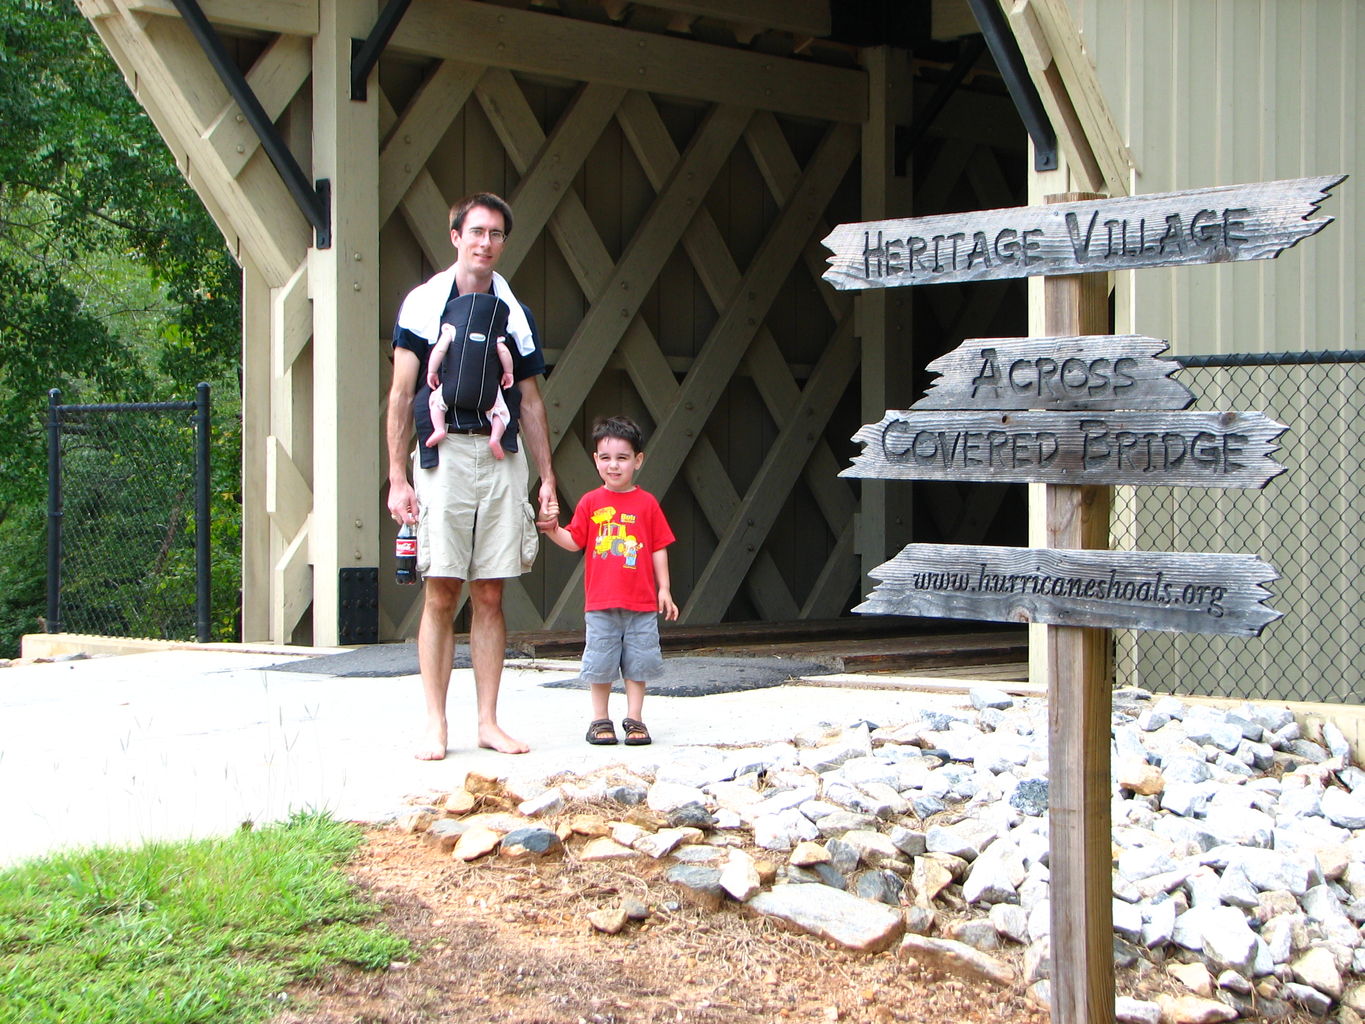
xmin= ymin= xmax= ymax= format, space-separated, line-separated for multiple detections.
xmin=386 ymin=192 xmax=557 ymax=759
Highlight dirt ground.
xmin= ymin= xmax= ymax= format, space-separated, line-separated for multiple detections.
xmin=272 ymin=820 xmax=1056 ymax=1024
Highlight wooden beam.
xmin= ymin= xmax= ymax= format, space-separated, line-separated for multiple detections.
xmin=639 ymin=122 xmax=859 ymax=502
xmin=635 ymin=0 xmax=831 ymax=38
xmin=1043 ymin=192 xmax=1113 ymax=1024
xmin=126 ymin=0 xmax=318 ymax=37
xmin=272 ymin=521 xmax=313 ymax=642
xmin=378 ymin=61 xmax=486 ymax=224
xmin=240 ymin=257 xmax=272 ymax=641
xmin=271 ymin=262 xmax=312 ymax=376
xmin=308 ymin=0 xmax=382 ymax=645
xmin=471 ymin=77 xmax=801 ymax=623
xmin=533 ymin=102 xmax=753 ymax=445
xmin=1007 ymin=0 xmax=1131 ymax=195
xmin=266 ymin=434 xmax=313 ymax=539
xmin=686 ymin=314 xmax=859 ymax=619
xmin=390 ymin=0 xmax=866 ymax=124
xmin=498 ymin=81 xmax=629 ymax=276
xmin=83 ymin=4 xmax=309 ymax=285
xmin=206 ymin=33 xmax=311 ymax=180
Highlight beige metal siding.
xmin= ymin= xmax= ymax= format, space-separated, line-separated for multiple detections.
xmin=1066 ymin=0 xmax=1360 ymax=355
xmin=1055 ymin=0 xmax=1363 ymax=700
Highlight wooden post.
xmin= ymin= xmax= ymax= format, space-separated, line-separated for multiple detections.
xmin=310 ymin=0 xmax=381 ymax=645
xmin=1043 ymin=192 xmax=1113 ymax=1024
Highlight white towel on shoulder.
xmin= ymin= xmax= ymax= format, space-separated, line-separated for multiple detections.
xmin=395 ymin=268 xmax=535 ymax=355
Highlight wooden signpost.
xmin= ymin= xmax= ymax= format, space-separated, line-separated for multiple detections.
xmin=823 ymin=174 xmax=1344 ymax=1024
xmin=855 ymin=544 xmax=1282 ymax=637
xmin=822 ymin=175 xmax=1344 ymax=290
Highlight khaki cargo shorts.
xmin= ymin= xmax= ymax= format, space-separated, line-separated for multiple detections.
xmin=413 ymin=434 xmax=539 ymax=580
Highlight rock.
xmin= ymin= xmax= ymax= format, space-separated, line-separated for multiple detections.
xmin=1168 ymin=961 xmax=1214 ymax=996
xmin=1155 ymin=994 xmax=1237 ymax=1024
xmin=1216 ymin=969 xmax=1252 ymax=994
xmin=825 ymin=838 xmax=860 ymax=875
xmin=790 ymin=841 xmax=830 ymax=866
xmin=1115 ymin=996 xmax=1162 ymax=1024
xmin=910 ymin=855 xmax=957 ymax=908
xmin=969 ymin=686 xmax=1014 ymax=711
xmin=568 ymin=814 xmax=611 ymax=837
xmin=621 ymin=897 xmax=650 ymax=921
xmin=1323 ymin=786 xmax=1365 ymax=829
xmin=1290 ymin=946 xmax=1343 ymax=999
xmin=1199 ymin=906 xmax=1259 ymax=974
xmin=899 ymin=934 xmax=1016 ymax=986
xmin=853 ymin=869 xmax=904 ymax=907
xmin=989 ymin=902 xmax=1029 ymax=944
xmin=579 ymin=837 xmax=639 ymax=861
xmin=587 ymin=907 xmax=629 ymax=934
xmin=610 ymin=822 xmax=648 ymax=848
xmin=668 ymin=803 xmax=718 ymax=828
xmin=1282 ymin=981 xmax=1334 ymax=1016
xmin=903 ymin=905 xmax=935 ymax=935
xmin=499 ymin=827 xmax=564 ymax=858
xmin=961 ymin=842 xmax=1025 ymax=905
xmin=452 ymin=825 xmax=502 ymax=861
xmin=1115 ymin=756 xmax=1165 ymax=796
xmin=663 ymin=864 xmax=726 ymax=908
xmin=841 ymin=830 xmax=909 ymax=871
xmin=888 ymin=825 xmax=927 ymax=857
xmin=444 ymin=789 xmax=478 ymax=814
xmin=671 ymin=844 xmax=726 ymax=865
xmin=633 ymin=827 xmax=691 ymax=859
xmin=426 ymin=818 xmax=468 ymax=850
xmin=719 ymin=849 xmax=762 ymax=902
xmin=1010 ymin=777 xmax=1049 ymax=816
xmin=786 ymin=863 xmax=847 ymax=890
xmin=605 ymin=783 xmax=648 ymax=805
xmin=925 ymin=819 xmax=997 ymax=861
xmin=749 ymin=883 xmax=903 ymax=952
xmin=647 ymin=781 xmax=710 ymax=814
xmin=945 ymin=918 xmax=999 ymax=951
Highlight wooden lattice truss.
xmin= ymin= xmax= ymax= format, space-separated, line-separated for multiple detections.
xmin=76 ymin=0 xmax=881 ymax=643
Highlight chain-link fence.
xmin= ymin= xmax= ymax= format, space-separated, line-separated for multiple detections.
xmin=1113 ymin=352 xmax=1365 ymax=704
xmin=47 ymin=385 xmax=211 ymax=642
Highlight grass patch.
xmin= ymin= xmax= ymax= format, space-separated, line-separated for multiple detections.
xmin=0 ymin=811 xmax=408 ymax=1024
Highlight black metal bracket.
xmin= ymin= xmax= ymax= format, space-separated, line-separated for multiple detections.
xmin=350 ymin=0 xmax=413 ymax=101
xmin=338 ymin=568 xmax=380 ymax=644
xmin=169 ymin=0 xmax=332 ymax=248
xmin=964 ymin=0 xmax=1058 ymax=172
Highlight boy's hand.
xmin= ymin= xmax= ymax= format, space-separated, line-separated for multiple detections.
xmin=658 ymin=589 xmax=679 ymax=621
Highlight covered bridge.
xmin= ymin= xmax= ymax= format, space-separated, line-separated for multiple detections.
xmin=77 ymin=0 xmax=1360 ymax=677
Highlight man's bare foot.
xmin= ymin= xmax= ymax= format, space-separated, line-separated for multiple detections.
xmin=415 ymin=722 xmax=448 ymax=760
xmin=478 ymin=724 xmax=529 ymax=754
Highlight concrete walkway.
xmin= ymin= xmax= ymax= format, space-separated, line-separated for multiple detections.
xmin=0 ymin=645 xmax=1008 ymax=867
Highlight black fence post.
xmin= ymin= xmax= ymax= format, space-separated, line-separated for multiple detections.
xmin=46 ymin=389 xmax=62 ymax=634
xmin=195 ymin=382 xmax=212 ymax=643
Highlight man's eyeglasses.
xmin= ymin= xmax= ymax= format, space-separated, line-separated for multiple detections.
xmin=462 ymin=226 xmax=507 ymax=244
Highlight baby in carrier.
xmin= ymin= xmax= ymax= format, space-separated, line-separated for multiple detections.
xmin=425 ymin=291 xmax=514 ymax=458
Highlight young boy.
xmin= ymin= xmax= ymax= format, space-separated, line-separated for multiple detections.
xmin=541 ymin=416 xmax=678 ymax=745
xmin=424 ymin=291 xmax=515 ymax=458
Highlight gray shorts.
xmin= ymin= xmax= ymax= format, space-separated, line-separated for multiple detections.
xmin=413 ymin=434 xmax=538 ymax=579
xmin=580 ymin=609 xmax=665 ymax=685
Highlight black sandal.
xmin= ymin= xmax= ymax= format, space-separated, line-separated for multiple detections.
xmin=586 ymin=719 xmax=618 ymax=745
xmin=621 ymin=718 xmax=652 ymax=746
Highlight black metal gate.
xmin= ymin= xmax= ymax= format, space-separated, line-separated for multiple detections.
xmin=46 ymin=385 xmax=211 ymax=642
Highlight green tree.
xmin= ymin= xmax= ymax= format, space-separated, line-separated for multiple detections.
xmin=0 ymin=0 xmax=242 ymax=654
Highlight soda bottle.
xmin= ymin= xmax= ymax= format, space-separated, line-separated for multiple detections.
xmin=395 ymin=522 xmax=418 ymax=584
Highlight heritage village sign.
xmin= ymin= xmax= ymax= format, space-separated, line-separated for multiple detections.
xmin=822 ymin=174 xmax=1344 ymax=1024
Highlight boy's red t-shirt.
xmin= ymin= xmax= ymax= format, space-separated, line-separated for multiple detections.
xmin=567 ymin=485 xmax=675 ymax=612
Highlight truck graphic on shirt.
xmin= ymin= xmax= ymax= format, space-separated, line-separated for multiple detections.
xmin=590 ymin=506 xmax=640 ymax=567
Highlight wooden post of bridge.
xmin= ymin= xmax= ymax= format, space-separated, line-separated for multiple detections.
xmin=1042 ymin=192 xmax=1114 ymax=1024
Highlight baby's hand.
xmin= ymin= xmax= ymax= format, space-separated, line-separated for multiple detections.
xmin=427 ymin=369 xmax=441 ymax=390
xmin=500 ymin=372 xmax=514 ymax=389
